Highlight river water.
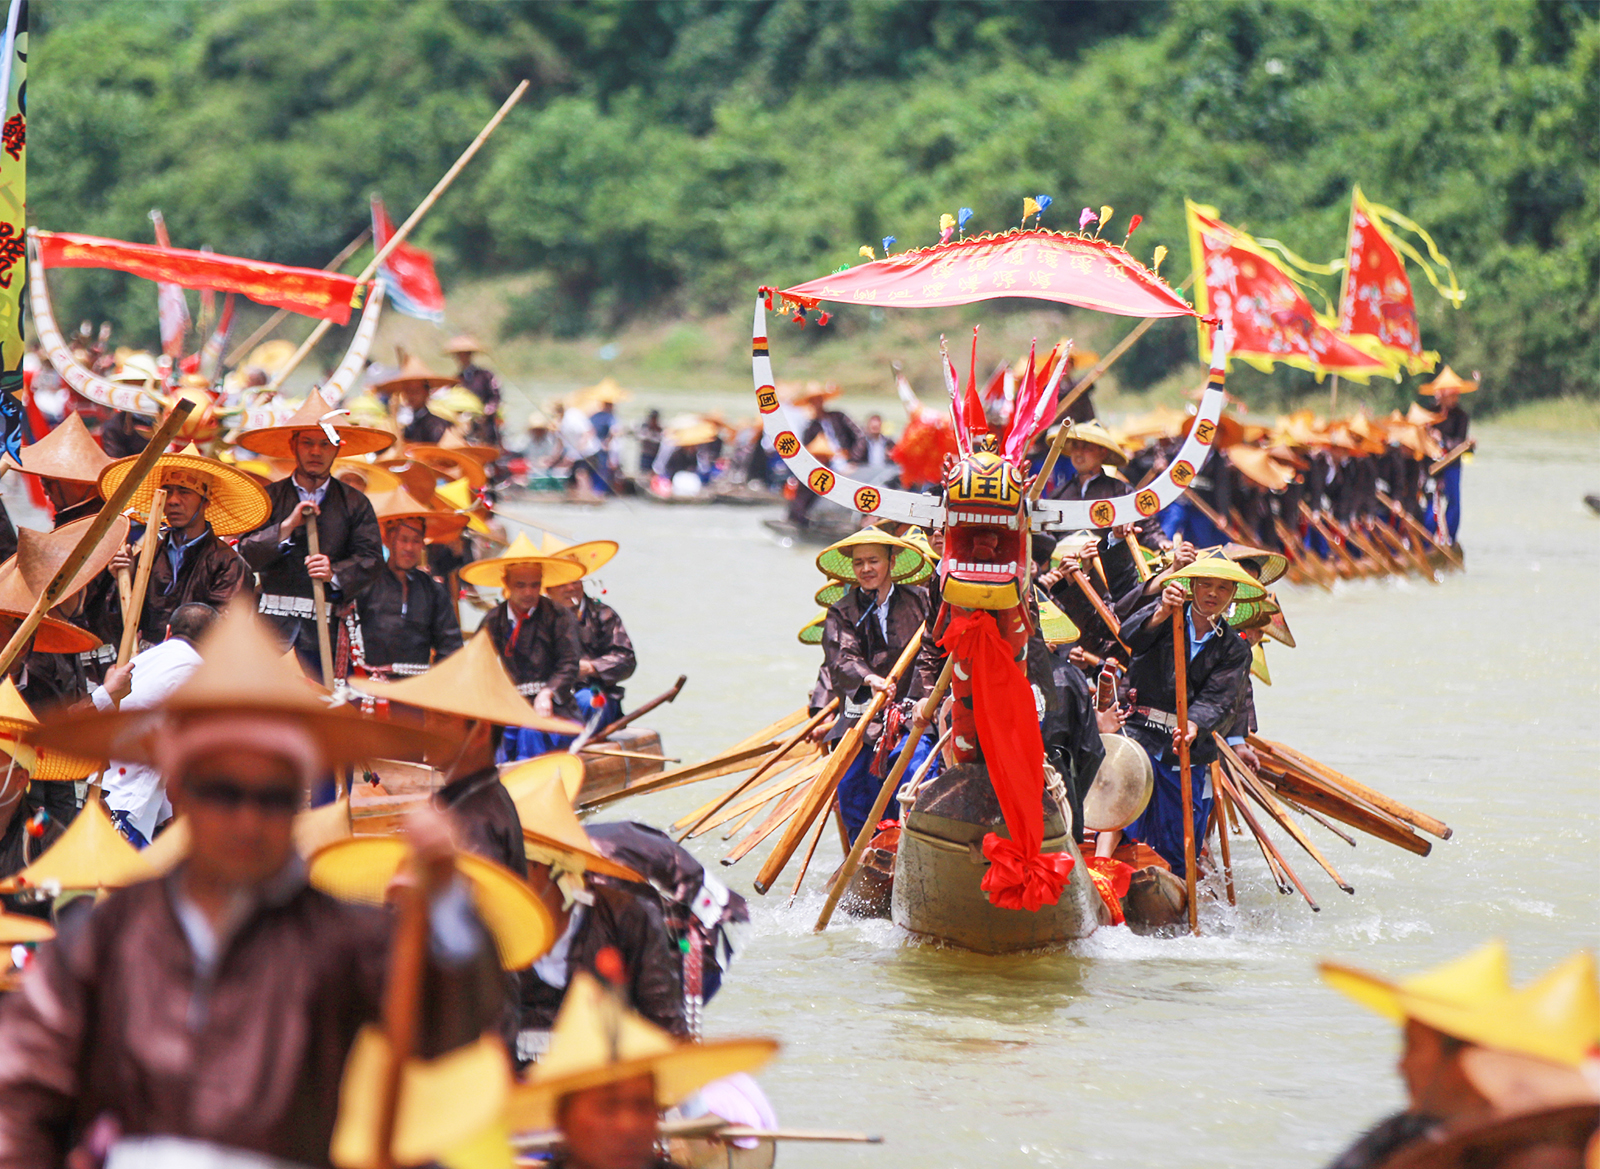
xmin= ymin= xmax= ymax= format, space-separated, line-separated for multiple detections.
xmin=497 ymin=418 xmax=1599 ymax=1167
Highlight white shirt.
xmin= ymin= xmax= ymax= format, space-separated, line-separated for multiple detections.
xmin=558 ymin=410 xmax=602 ymax=460
xmin=96 ymin=638 xmax=203 ymax=840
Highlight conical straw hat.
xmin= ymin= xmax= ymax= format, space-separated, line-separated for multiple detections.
xmin=0 ymin=560 xmax=108 ymax=654
xmin=813 ymin=581 xmax=846 ymax=608
xmin=797 ymin=610 xmax=826 ymax=646
xmin=367 ymin=487 xmax=469 ymax=545
xmin=575 ymin=376 xmax=631 ymax=406
xmin=308 ymin=836 xmax=555 ymax=970
xmin=12 ymin=514 xmax=131 ymax=602
xmin=235 ymin=394 xmax=394 ymax=460
xmin=500 ymin=752 xmax=585 ymax=805
xmin=504 ymin=970 xmax=778 ymax=1132
xmin=443 ymin=334 xmax=484 ymax=355
xmin=535 ymin=531 xmax=618 ymax=578
xmin=0 ymin=798 xmax=162 ymax=893
xmin=0 ymin=414 xmax=113 ymax=485
xmin=0 ymin=911 xmax=54 ymax=945
xmin=815 ymin=528 xmax=928 ymax=586
xmin=33 ymin=602 xmax=447 ymax=766
xmin=431 ymin=474 xmax=492 ymax=537
xmin=1249 ymin=642 xmax=1271 ymax=685
xmin=375 ymin=458 xmax=447 ymax=504
xmin=347 ymin=628 xmax=584 ymax=735
xmin=511 ymin=767 xmax=643 ymax=883
xmin=98 ymin=444 xmax=271 ymax=536
xmin=1055 ymin=419 xmax=1129 ymax=467
xmin=1320 ymin=939 xmax=1512 ymax=1026
xmin=1219 ymin=542 xmax=1289 ymax=587
xmin=1036 ymin=594 xmax=1081 ymax=646
xmin=1401 ymin=950 xmax=1599 ymax=1069
xmin=1421 ymin=365 xmax=1479 ymax=395
xmin=0 ymin=677 xmax=100 ymax=781
xmin=369 ymin=354 xmax=456 ymax=397
xmin=402 ymin=442 xmax=487 ymax=489
xmin=457 ymin=532 xmax=586 ymax=589
xmin=331 ymin=458 xmax=403 ymax=494
xmin=1166 ymin=557 xmax=1267 ymax=603
xmin=1223 ymin=444 xmax=1296 ymax=493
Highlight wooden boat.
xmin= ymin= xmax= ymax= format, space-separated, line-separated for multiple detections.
xmin=349 ymin=727 xmax=666 ymax=833
xmin=890 ymin=763 xmax=1107 ymax=953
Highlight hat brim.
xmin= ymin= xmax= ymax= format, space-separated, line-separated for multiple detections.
xmin=0 ymin=735 xmax=101 ymax=782
xmin=377 ymin=509 xmax=471 ymax=545
xmin=506 ymin=1037 xmax=780 ymax=1133
xmin=1057 ymin=431 xmax=1129 ymax=468
xmin=500 ymin=753 xmax=585 ymax=804
xmin=0 ymin=609 xmax=105 ymax=655
xmin=1319 ymin=962 xmax=1407 ymax=1023
xmin=308 ymin=837 xmax=556 ymax=970
xmin=458 ymin=554 xmax=587 ymax=589
xmin=236 ymin=422 xmax=395 ymax=460
xmin=332 ymin=460 xmax=404 ymax=493
xmin=549 ymin=540 xmax=618 ymax=578
xmin=523 ymin=827 xmax=646 ymax=884
xmin=1169 ymin=559 xmax=1267 ymax=603
xmin=98 ymin=453 xmax=272 ymax=537
xmin=816 ymin=532 xmax=928 ymax=586
xmin=404 ymin=446 xmax=488 ymax=489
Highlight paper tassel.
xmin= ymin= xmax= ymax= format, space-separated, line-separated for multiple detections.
xmin=882 ymin=236 xmax=896 ymax=255
xmin=1035 ymin=195 xmax=1053 ymax=217
xmin=1098 ymin=205 xmax=1114 ymax=236
xmin=1079 ymin=207 xmax=1098 ymax=231
xmin=817 ymin=311 xmax=831 ymax=326
xmin=1152 ymin=244 xmax=1168 ymax=275
xmin=1123 ymin=214 xmax=1142 ymax=246
xmin=958 ymin=207 xmax=974 ymax=235
xmin=939 ymin=212 xmax=956 ymax=245
xmin=859 ymin=245 xmax=875 ymax=260
xmin=1022 ymin=197 xmax=1041 ymax=225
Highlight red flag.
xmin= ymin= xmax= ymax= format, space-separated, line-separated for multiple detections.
xmin=371 ymin=196 xmax=445 ymax=323
xmin=1185 ymin=201 xmax=1387 ymax=383
xmin=1336 ymin=186 xmax=1439 ymax=376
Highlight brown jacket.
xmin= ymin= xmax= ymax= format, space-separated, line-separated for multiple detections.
xmin=482 ymin=598 xmax=581 ymax=718
xmin=0 ymin=863 xmax=501 ymax=1168
xmin=572 ymin=598 xmax=636 ymax=702
xmin=821 ymin=583 xmax=929 ymax=740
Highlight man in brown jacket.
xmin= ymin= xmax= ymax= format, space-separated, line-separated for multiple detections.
xmin=0 ymin=606 xmax=505 ymax=1169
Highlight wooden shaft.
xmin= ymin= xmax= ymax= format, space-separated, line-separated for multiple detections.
xmin=1250 ymin=735 xmax=1451 ymax=839
xmin=1214 ymin=765 xmax=1316 ymax=907
xmin=1216 ymin=736 xmax=1354 ymax=893
xmin=305 ymin=518 xmax=336 ymax=687
xmin=814 ymin=655 xmax=954 ymax=932
xmin=787 ymin=798 xmax=833 ymax=905
xmin=1367 ymin=516 xmax=1437 ymax=581
xmin=1170 ymin=610 xmax=1198 ymax=935
xmin=1377 ymin=491 xmax=1462 ymax=569
xmin=1346 ymin=519 xmax=1405 ymax=577
xmin=1125 ymin=534 xmax=1151 ymax=582
xmin=115 ymin=565 xmax=133 ymax=616
xmin=1276 ymin=791 xmax=1359 ymax=847
xmin=1428 ymin=438 xmax=1473 ymax=476
xmin=117 ymin=488 xmax=168 ymax=666
xmin=1224 ymin=783 xmax=1290 ymax=893
xmin=597 ymin=673 xmax=687 ymax=740
xmin=267 ymin=81 xmax=530 ymax=392
xmin=1256 ymin=763 xmax=1429 ymax=856
xmin=1301 ymin=505 xmax=1363 ymax=576
xmin=754 ymin=630 xmax=922 ymax=894
xmin=722 ymin=783 xmax=809 ymax=865
xmin=576 ymin=746 xmax=677 ymax=763
xmin=223 ymin=229 xmax=371 ymax=368
xmin=1067 ymin=564 xmax=1122 ymax=639
xmin=584 ymin=740 xmax=786 ymax=810
xmin=373 ymin=873 xmax=428 ymax=1169
xmin=677 ymin=699 xmax=838 ymax=841
xmin=0 ymin=402 xmax=196 ymax=678
xmin=673 ymin=750 xmax=814 ymax=832
xmin=691 ymin=759 xmax=821 ymax=839
xmin=1212 ymin=761 xmax=1235 ymax=907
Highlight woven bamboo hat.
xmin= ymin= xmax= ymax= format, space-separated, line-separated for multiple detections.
xmin=457 ymin=532 xmax=586 ymax=589
xmin=1166 ymin=557 xmax=1267 ymax=604
xmin=332 ymin=458 xmax=403 ymax=494
xmin=443 ymin=335 xmax=484 ymax=355
xmin=235 ymin=394 xmax=395 ymax=460
xmin=308 ymin=837 xmax=556 ymax=971
xmin=1055 ymin=419 xmax=1129 ymax=468
xmin=1421 ymin=365 xmax=1479 ymax=395
xmin=1320 ymin=939 xmax=1512 ymax=1027
xmin=505 ymin=970 xmax=778 ymax=1132
xmin=1223 ymin=445 xmax=1296 ymax=493
xmin=33 ymin=602 xmax=446 ymax=767
xmin=573 ymin=376 xmax=631 ymax=408
xmin=797 ymin=610 xmax=826 ymax=646
xmin=511 ymin=767 xmax=644 ymax=883
xmin=1036 ymin=594 xmax=1081 ymax=646
xmin=367 ymin=487 xmax=470 ymax=544
xmin=374 ymin=457 xmax=447 ymax=504
xmin=0 ymin=413 xmax=113 ymax=485
xmin=0 ymin=514 xmax=132 ymax=655
xmin=0 ymin=677 xmax=100 ymax=782
xmin=347 ymin=628 xmax=584 ymax=735
xmin=500 ymin=751 xmax=585 ymax=804
xmin=370 ymin=354 xmax=456 ymax=398
xmin=403 ymin=442 xmax=487 ymax=489
xmin=1220 ymin=542 xmax=1289 ymax=586
xmin=98 ymin=444 xmax=271 ymax=537
xmin=816 ymin=528 xmax=928 ymax=585
xmin=0 ymin=799 xmax=161 ymax=893
xmin=0 ymin=569 xmax=104 ymax=654
xmin=535 ymin=531 xmax=618 ymax=578
xmin=813 ymin=581 xmax=846 ymax=607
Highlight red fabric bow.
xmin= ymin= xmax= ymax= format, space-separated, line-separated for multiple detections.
xmin=938 ymin=609 xmax=1072 ymax=911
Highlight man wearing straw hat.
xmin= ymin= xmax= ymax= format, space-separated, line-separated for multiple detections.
xmin=99 ymin=446 xmax=268 ymax=651
xmin=445 ymin=334 xmax=503 ymax=443
xmin=539 ymin=533 xmax=632 ymax=729
xmin=0 ymin=414 xmax=114 ymax=530
xmin=354 ymin=490 xmax=466 ymax=678
xmin=372 ymin=353 xmax=457 ymax=445
xmin=0 ymin=605 xmax=505 ymax=1169
xmin=1419 ymin=365 xmax=1476 ymax=543
xmin=235 ymin=395 xmax=391 ymax=681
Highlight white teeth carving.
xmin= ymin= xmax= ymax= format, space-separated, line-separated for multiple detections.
xmin=955 ymin=735 xmax=975 ymax=751
xmin=953 ymin=662 xmax=970 ymax=681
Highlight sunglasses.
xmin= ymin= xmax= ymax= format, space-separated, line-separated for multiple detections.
xmin=186 ymin=780 xmax=299 ymax=815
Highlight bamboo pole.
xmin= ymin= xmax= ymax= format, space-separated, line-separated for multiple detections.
xmin=723 ymin=784 xmax=809 ymax=866
xmin=597 ymin=674 xmax=687 ymax=740
xmin=580 ymin=741 xmax=785 ymax=809
xmin=676 ymin=699 xmax=838 ymax=841
xmin=1211 ymin=762 xmax=1235 ymax=907
xmin=1213 ymin=765 xmax=1317 ymax=908
xmin=0 ymin=402 xmax=195 ymax=678
xmin=815 ymin=656 xmax=954 ymax=932
xmin=754 ymin=631 xmax=923 ymax=894
xmin=1171 ymin=610 xmax=1198 ymax=935
xmin=1377 ymin=491 xmax=1463 ymax=571
xmin=117 ymin=487 xmax=166 ymax=666
xmin=1251 ymin=735 xmax=1451 ymax=839
xmin=305 ymin=517 xmax=336 ymax=687
xmin=1216 ymin=737 xmax=1354 ymax=894
xmin=267 ymin=81 xmax=531 ymax=392
xmin=373 ymin=865 xmax=428 ymax=1169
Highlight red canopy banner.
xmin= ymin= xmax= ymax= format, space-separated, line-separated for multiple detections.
xmin=781 ymin=229 xmax=1199 ymax=319
xmin=1185 ymin=201 xmax=1387 ymax=383
xmin=1336 ymin=186 xmax=1439 ymax=377
xmin=34 ymin=230 xmax=363 ymax=324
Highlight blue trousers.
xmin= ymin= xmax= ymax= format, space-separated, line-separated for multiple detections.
xmin=837 ymin=732 xmax=940 ymax=844
xmin=1425 ymin=461 xmax=1462 ymax=540
xmin=497 ymin=688 xmax=623 ymax=762
xmin=1123 ymin=751 xmax=1212 ymax=880
xmin=1160 ymin=497 xmax=1225 ymax=548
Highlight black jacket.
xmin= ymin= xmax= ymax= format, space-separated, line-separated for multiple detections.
xmin=356 ymin=566 xmax=462 ymax=669
xmin=571 ymin=598 xmax=636 ymax=703
xmin=1121 ymin=599 xmax=1251 ymax=767
xmin=238 ymin=475 xmax=383 ymax=605
xmin=482 ymin=598 xmax=582 ymax=717
xmin=822 ymin=583 xmax=929 ymax=739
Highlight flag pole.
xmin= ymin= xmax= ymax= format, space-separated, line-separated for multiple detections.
xmin=266 ymin=80 xmax=530 ymax=392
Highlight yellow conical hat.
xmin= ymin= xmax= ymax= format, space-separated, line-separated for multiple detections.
xmin=500 ymin=752 xmax=584 ymax=805
xmin=457 ymin=532 xmax=586 ymax=589
xmin=1250 ymin=642 xmax=1271 ymax=686
xmin=1402 ymin=951 xmax=1599 ymax=1069
xmin=1320 ymin=939 xmax=1512 ymax=1025
xmin=431 ymin=474 xmax=492 ymax=537
xmin=1037 ymin=594 xmax=1080 ymax=647
xmin=504 ymin=971 xmax=777 ymax=1132
xmin=347 ymin=629 xmax=583 ymax=734
xmin=234 ymin=393 xmax=395 ymax=460
xmin=815 ymin=528 xmax=928 ymax=586
xmin=535 ymin=531 xmax=618 ymax=578
xmin=0 ymin=911 xmax=54 ymax=945
xmin=0 ymin=678 xmax=99 ymax=781
xmin=512 ymin=768 xmax=643 ymax=883
xmin=0 ymin=799 xmax=161 ymax=893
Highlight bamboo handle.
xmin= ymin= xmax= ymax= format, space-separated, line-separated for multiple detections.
xmin=115 ymin=566 xmax=133 ymax=621
xmin=815 ymin=656 xmax=953 ymax=932
xmin=1212 ymin=763 xmax=1236 ymax=907
xmin=1171 ymin=610 xmax=1198 ymax=935
xmin=117 ymin=488 xmax=167 ymax=666
xmin=0 ymin=402 xmax=195 ymax=678
xmin=305 ymin=518 xmax=336 ymax=687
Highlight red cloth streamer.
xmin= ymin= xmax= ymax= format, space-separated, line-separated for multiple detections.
xmin=1085 ymin=855 xmax=1134 ymax=926
xmin=938 ymin=610 xmax=1073 ymax=911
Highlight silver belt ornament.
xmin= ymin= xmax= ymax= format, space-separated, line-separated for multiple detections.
xmin=257 ymin=594 xmax=315 ymax=619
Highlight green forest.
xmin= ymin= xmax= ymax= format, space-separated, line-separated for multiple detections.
xmin=31 ymin=0 xmax=1600 ymax=412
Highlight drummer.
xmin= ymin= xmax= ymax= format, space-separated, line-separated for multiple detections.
xmin=355 ymin=489 xmax=467 ymax=676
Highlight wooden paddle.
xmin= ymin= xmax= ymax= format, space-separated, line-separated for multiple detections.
xmin=1366 ymin=516 xmax=1438 ymax=582
xmin=672 ymin=748 xmax=820 ymax=833
xmin=1181 ymin=489 xmax=1248 ymax=544
xmin=1250 ymin=735 xmax=1451 ymax=839
xmin=1211 ymin=762 xmax=1235 ymax=907
xmin=692 ymin=759 xmax=821 ymax=839
xmin=579 ymin=741 xmax=784 ymax=810
xmin=1216 ymin=736 xmax=1354 ymax=894
xmin=753 ymin=631 xmax=922 ymax=895
xmin=815 ymin=656 xmax=953 ymax=932
xmin=0 ymin=401 xmax=195 ymax=678
xmin=1254 ymin=763 xmax=1429 ymax=856
xmin=1377 ymin=491 xmax=1463 ymax=571
xmin=1271 ymin=515 xmax=1335 ymax=591
xmin=597 ymin=673 xmax=687 ymax=740
xmin=1212 ymin=764 xmax=1317 ymax=909
xmin=1170 ymin=609 xmax=1199 ymax=935
xmin=676 ymin=699 xmax=838 ymax=841
xmin=304 ymin=516 xmax=337 ymax=686
xmin=117 ymin=487 xmax=167 ymax=666
xmin=1428 ymin=438 xmax=1474 ymax=476
xmin=723 ymin=783 xmax=810 ymax=866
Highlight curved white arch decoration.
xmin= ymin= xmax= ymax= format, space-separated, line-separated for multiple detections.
xmin=751 ymin=294 xmax=1228 ymax=531
xmin=29 ymin=233 xmax=386 ymax=420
